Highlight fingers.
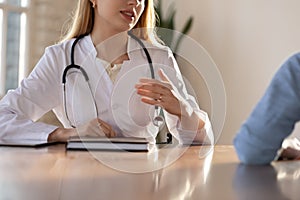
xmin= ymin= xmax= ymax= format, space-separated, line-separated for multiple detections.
xmin=135 ymin=69 xmax=182 ymax=117
xmin=77 ymin=118 xmax=116 ymax=138
xmin=97 ymin=119 xmax=116 ymax=138
xmin=139 ymin=95 xmax=168 ymax=107
xmin=136 ymin=87 xmax=167 ymax=103
xmin=158 ymin=68 xmax=170 ymax=82
xmin=135 ymin=74 xmax=172 ymax=102
xmin=137 ymin=78 xmax=172 ymax=91
xmin=135 ymin=82 xmax=172 ymax=97
xmin=135 ymin=69 xmax=174 ymax=105
xmin=280 ymin=147 xmax=300 ymax=160
xmin=137 ymin=69 xmax=172 ymax=91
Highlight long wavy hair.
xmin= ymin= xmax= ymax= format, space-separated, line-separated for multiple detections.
xmin=60 ymin=0 xmax=160 ymax=44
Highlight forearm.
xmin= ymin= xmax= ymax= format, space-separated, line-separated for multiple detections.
xmin=234 ymin=54 xmax=300 ymax=164
xmin=168 ymin=106 xmax=213 ymax=145
xmin=179 ymin=110 xmax=205 ymax=132
xmin=177 ymin=102 xmax=206 ymax=136
xmin=181 ymin=116 xmax=212 ymax=144
xmin=0 ymin=109 xmax=58 ymax=141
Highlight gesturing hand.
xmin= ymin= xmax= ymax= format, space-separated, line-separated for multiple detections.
xmin=135 ymin=69 xmax=182 ymax=118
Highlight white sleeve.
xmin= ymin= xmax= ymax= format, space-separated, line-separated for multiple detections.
xmin=0 ymin=47 xmax=62 ymax=141
xmin=160 ymin=48 xmax=214 ymax=145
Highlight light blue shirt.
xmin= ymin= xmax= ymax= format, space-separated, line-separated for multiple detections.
xmin=234 ymin=53 xmax=300 ymax=164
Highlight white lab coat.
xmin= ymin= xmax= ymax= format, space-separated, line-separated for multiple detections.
xmin=0 ymin=35 xmax=213 ymax=144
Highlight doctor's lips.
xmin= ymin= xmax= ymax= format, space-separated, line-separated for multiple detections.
xmin=120 ymin=10 xmax=135 ymax=21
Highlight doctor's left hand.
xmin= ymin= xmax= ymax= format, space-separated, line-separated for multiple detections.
xmin=135 ymin=69 xmax=183 ymax=118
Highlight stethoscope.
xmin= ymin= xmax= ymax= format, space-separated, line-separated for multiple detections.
xmin=62 ymin=31 xmax=165 ymax=129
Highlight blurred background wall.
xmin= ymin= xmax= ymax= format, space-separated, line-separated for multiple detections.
xmin=163 ymin=0 xmax=300 ymax=144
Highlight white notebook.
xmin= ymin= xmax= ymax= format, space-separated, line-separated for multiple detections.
xmin=66 ymin=136 xmax=149 ymax=152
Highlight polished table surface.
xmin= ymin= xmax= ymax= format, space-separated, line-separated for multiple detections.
xmin=1 ymin=144 xmax=300 ymax=200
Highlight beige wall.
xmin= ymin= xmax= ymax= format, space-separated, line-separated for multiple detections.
xmin=28 ymin=0 xmax=75 ymax=72
xmin=167 ymin=0 xmax=300 ymax=144
xmin=28 ymin=0 xmax=300 ymax=144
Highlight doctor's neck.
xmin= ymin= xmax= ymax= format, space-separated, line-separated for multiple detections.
xmin=91 ymin=30 xmax=129 ymax=63
xmin=91 ymin=27 xmax=128 ymax=44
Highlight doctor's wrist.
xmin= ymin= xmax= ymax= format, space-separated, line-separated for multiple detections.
xmin=178 ymin=109 xmax=206 ymax=131
xmin=48 ymin=127 xmax=76 ymax=142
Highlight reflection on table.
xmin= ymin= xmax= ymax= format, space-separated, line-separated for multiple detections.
xmin=0 ymin=144 xmax=300 ymax=200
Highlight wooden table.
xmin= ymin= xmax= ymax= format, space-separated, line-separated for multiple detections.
xmin=0 ymin=144 xmax=299 ymax=200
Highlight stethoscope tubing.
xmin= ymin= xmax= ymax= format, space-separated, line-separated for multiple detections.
xmin=62 ymin=32 xmax=163 ymax=128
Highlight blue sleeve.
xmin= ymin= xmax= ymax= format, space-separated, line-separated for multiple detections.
xmin=234 ymin=53 xmax=300 ymax=165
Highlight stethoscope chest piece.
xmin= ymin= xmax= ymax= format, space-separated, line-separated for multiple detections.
xmin=153 ymin=115 xmax=165 ymax=127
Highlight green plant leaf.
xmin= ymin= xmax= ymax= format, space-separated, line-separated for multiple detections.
xmin=173 ymin=17 xmax=194 ymax=53
xmin=166 ymin=10 xmax=175 ymax=30
xmin=181 ymin=17 xmax=194 ymax=35
xmin=154 ymin=0 xmax=194 ymax=53
xmin=155 ymin=0 xmax=162 ymax=27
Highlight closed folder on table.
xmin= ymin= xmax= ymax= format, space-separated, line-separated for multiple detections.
xmin=66 ymin=136 xmax=149 ymax=152
xmin=0 ymin=139 xmax=59 ymax=148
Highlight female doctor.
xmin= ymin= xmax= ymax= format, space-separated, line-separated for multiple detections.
xmin=0 ymin=0 xmax=213 ymax=145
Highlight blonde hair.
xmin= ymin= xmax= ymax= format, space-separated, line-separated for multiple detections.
xmin=60 ymin=0 xmax=160 ymax=44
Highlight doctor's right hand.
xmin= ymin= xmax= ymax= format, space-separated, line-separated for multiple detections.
xmin=48 ymin=118 xmax=116 ymax=142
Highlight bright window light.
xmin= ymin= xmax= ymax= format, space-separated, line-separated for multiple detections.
xmin=0 ymin=9 xmax=5 ymax=95
xmin=18 ymin=12 xmax=26 ymax=84
xmin=0 ymin=1 xmax=29 ymax=96
xmin=7 ymin=0 xmax=29 ymax=7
